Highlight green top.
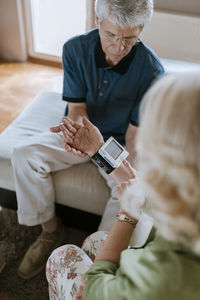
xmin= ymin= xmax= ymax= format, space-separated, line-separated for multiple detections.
xmin=83 ymin=235 xmax=200 ymax=300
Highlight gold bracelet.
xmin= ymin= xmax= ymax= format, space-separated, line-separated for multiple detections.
xmin=116 ymin=213 xmax=138 ymax=228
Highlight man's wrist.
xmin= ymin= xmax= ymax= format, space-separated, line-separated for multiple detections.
xmin=89 ymin=141 xmax=104 ymax=157
xmin=91 ymin=151 xmax=115 ymax=174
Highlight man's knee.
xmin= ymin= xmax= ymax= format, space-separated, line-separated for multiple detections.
xmin=11 ymin=142 xmax=41 ymax=172
xmin=12 ymin=143 xmax=31 ymax=165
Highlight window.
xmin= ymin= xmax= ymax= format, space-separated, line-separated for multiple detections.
xmin=24 ymin=0 xmax=88 ymax=61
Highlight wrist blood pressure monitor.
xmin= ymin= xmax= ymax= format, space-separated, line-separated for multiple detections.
xmin=91 ymin=136 xmax=129 ymax=174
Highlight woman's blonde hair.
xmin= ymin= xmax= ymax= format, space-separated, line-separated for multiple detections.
xmin=136 ymin=72 xmax=200 ymax=254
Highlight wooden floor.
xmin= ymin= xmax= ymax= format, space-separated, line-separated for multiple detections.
xmin=0 ymin=61 xmax=63 ymax=133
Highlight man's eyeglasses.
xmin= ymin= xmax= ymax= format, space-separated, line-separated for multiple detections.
xmin=99 ymin=30 xmax=138 ymax=46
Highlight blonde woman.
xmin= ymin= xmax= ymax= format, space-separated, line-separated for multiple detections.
xmin=46 ymin=71 xmax=200 ymax=299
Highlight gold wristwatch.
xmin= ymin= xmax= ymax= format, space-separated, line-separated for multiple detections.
xmin=116 ymin=213 xmax=138 ymax=228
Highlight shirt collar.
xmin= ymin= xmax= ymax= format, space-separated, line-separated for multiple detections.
xmin=95 ymin=37 xmax=140 ymax=74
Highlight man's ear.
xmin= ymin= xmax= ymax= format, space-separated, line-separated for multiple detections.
xmin=95 ymin=15 xmax=99 ymax=27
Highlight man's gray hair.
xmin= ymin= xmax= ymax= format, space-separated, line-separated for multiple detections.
xmin=95 ymin=0 xmax=153 ymax=29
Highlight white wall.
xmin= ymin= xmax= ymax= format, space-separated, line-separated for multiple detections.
xmin=0 ymin=0 xmax=27 ymax=61
xmin=141 ymin=11 xmax=200 ymax=63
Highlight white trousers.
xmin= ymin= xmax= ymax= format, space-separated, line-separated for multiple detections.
xmin=11 ymin=131 xmax=117 ymax=227
xmin=11 ymin=130 xmax=153 ymax=245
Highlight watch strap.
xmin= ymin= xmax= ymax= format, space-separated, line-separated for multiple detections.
xmin=91 ymin=152 xmax=114 ymax=174
xmin=116 ymin=213 xmax=138 ymax=228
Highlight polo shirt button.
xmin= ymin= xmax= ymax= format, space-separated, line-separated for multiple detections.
xmin=99 ymin=92 xmax=103 ymax=96
xmin=103 ymin=80 xmax=108 ymax=84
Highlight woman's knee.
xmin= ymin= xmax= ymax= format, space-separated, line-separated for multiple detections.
xmin=81 ymin=231 xmax=108 ymax=260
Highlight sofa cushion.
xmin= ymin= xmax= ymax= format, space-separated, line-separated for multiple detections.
xmin=161 ymin=58 xmax=200 ymax=74
xmin=0 ymin=91 xmax=110 ymax=215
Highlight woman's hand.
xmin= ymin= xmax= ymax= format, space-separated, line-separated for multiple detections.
xmin=116 ymin=177 xmax=145 ymax=220
xmin=109 ymin=159 xmax=135 ymax=184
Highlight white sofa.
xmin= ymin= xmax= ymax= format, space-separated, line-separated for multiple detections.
xmin=0 ymin=91 xmax=155 ymax=245
xmin=0 ymin=91 xmax=110 ymax=217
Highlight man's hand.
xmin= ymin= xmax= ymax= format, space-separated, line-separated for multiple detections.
xmin=50 ymin=125 xmax=61 ymax=133
xmin=51 ymin=116 xmax=104 ymax=157
xmin=51 ymin=118 xmax=86 ymax=156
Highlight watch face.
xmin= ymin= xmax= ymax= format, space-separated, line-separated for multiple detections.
xmin=119 ymin=214 xmax=125 ymax=221
xmin=117 ymin=213 xmax=138 ymax=227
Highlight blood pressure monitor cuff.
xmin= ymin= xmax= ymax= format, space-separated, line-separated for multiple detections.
xmin=91 ymin=152 xmax=115 ymax=174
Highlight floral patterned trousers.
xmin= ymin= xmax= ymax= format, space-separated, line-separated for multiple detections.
xmin=46 ymin=231 xmax=108 ymax=300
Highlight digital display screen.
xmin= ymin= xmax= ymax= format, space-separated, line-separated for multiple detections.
xmin=104 ymin=140 xmax=123 ymax=160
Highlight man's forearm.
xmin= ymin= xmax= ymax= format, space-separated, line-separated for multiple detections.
xmin=126 ymin=142 xmax=137 ymax=167
xmin=67 ymin=108 xmax=89 ymax=124
xmin=125 ymin=124 xmax=138 ymax=168
xmin=67 ymin=102 xmax=89 ymax=124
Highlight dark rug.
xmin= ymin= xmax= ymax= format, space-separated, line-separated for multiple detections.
xmin=0 ymin=207 xmax=89 ymax=300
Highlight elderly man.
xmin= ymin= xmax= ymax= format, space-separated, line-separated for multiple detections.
xmin=11 ymin=0 xmax=164 ymax=279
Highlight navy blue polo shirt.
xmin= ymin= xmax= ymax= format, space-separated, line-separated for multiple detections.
xmin=62 ymin=29 xmax=164 ymax=145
